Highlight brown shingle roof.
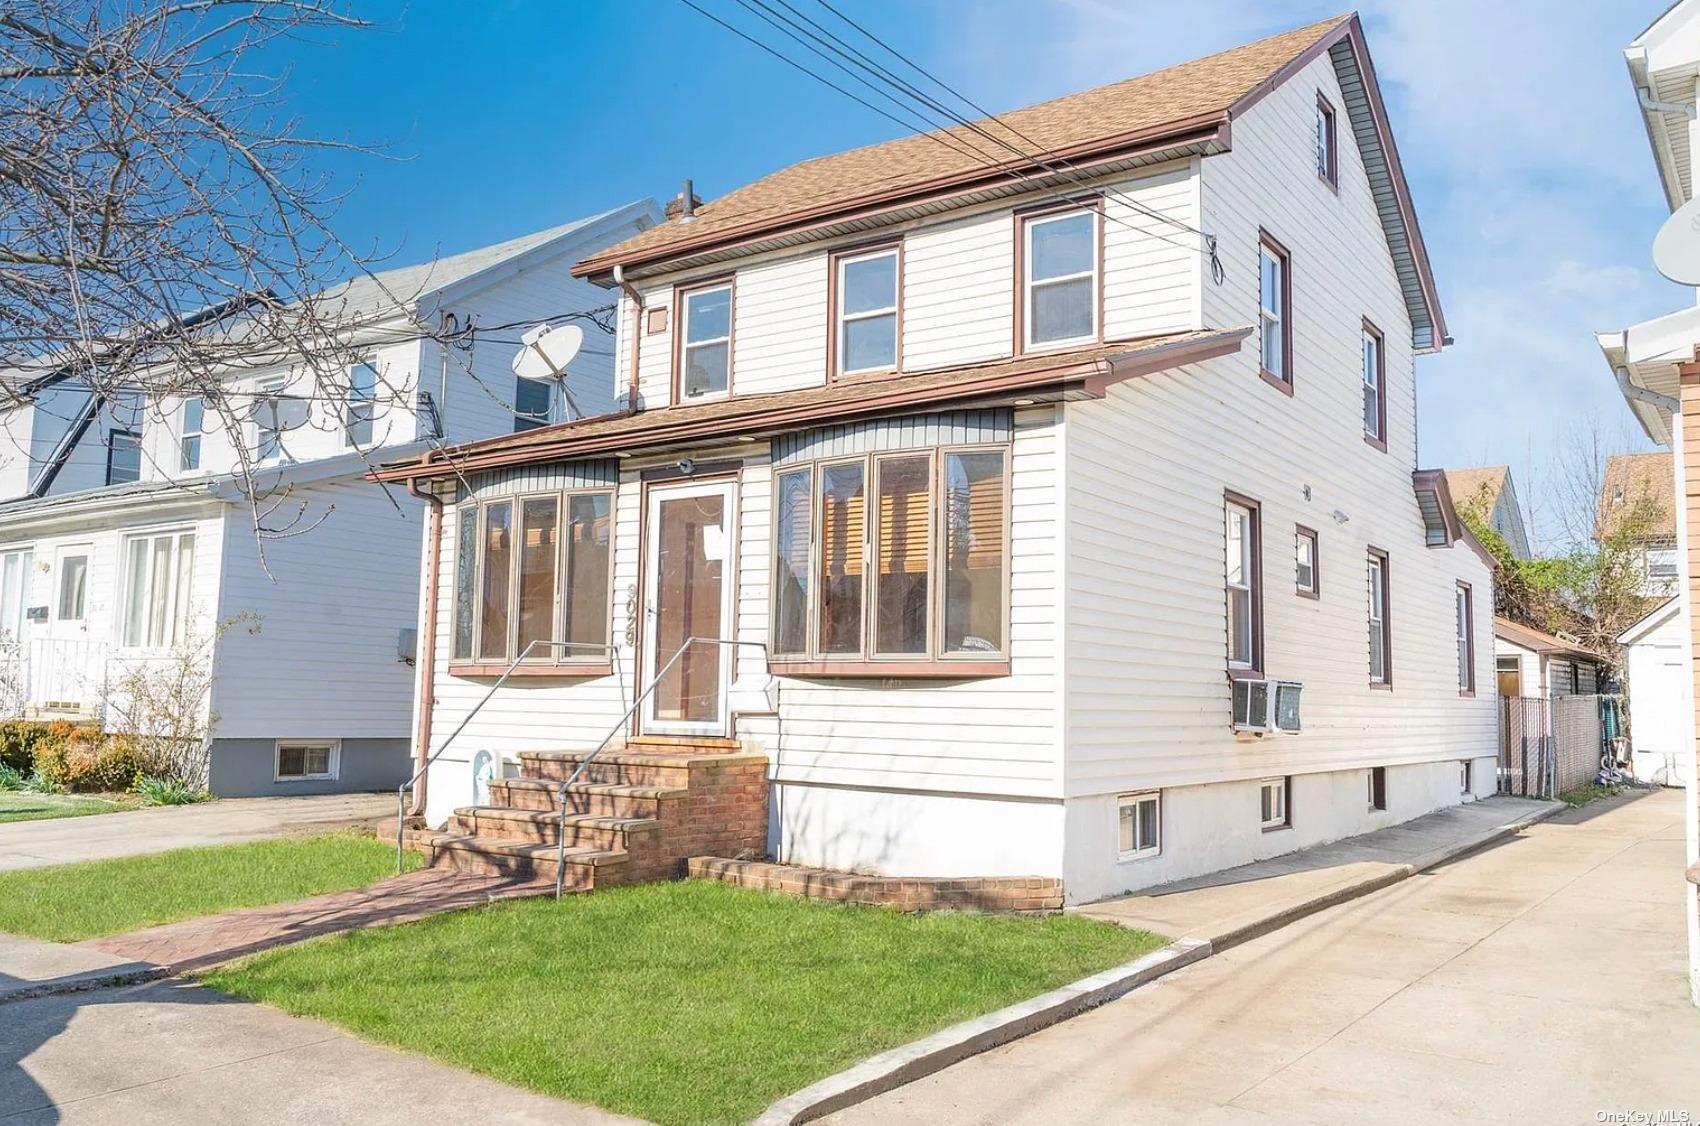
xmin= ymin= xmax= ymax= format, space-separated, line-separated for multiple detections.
xmin=374 ymin=327 xmax=1249 ymax=482
xmin=575 ymin=15 xmax=1353 ymax=277
xmin=1444 ymin=466 xmax=1509 ymax=518
xmin=1597 ymin=452 xmax=1675 ymax=541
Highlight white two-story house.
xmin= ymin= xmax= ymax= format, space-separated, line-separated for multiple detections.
xmin=0 ymin=200 xmax=659 ymax=795
xmin=381 ymin=15 xmax=1496 ymax=902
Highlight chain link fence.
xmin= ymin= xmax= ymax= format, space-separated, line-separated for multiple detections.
xmin=1498 ymin=694 xmax=1612 ymax=798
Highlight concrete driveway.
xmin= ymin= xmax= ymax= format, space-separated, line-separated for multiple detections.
xmin=830 ymin=788 xmax=1700 ymax=1124
xmin=0 ymin=794 xmax=393 ymax=872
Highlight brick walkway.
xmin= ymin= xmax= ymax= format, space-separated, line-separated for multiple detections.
xmin=79 ymin=870 xmax=552 ymax=973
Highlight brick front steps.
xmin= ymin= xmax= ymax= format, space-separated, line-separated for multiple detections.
xmin=410 ymin=745 xmax=767 ymax=890
xmin=688 ymin=857 xmax=1065 ymax=914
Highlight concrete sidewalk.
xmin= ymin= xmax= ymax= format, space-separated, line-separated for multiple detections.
xmin=0 ymin=934 xmax=161 ymax=1006
xmin=0 ymin=793 xmax=393 ymax=872
xmin=1075 ymin=794 xmax=1555 ymax=947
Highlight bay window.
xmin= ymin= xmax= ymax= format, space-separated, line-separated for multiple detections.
xmin=122 ymin=530 xmax=194 ymax=648
xmin=770 ymin=445 xmax=1010 ymax=672
xmin=834 ymin=247 xmax=899 ymax=376
xmin=1023 ymin=206 xmax=1100 ymax=350
xmin=452 ymin=489 xmax=613 ymax=668
xmin=678 ymin=282 xmax=732 ymax=401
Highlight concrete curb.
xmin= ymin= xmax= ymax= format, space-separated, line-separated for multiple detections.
xmin=756 ymin=799 xmax=1564 ymax=1124
xmin=0 ymin=961 xmax=166 ymax=1006
xmin=753 ymin=938 xmax=1211 ymax=1126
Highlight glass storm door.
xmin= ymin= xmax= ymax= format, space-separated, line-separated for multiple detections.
xmin=642 ymin=480 xmax=735 ymax=735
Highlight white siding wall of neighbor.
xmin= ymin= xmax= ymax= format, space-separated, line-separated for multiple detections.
xmin=211 ymin=478 xmax=423 ymax=741
xmin=1059 ymin=53 xmax=1494 ymax=898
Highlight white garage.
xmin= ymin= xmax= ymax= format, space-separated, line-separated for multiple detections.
xmin=1620 ymin=598 xmax=1691 ymax=787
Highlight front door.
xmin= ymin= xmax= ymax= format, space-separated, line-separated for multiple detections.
xmin=641 ymin=480 xmax=735 ymax=735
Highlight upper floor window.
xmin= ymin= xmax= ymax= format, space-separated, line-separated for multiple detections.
xmin=678 ymin=282 xmax=732 ymax=402
xmin=1362 ymin=320 xmax=1386 ymax=448
xmin=1315 ymin=93 xmax=1338 ymax=187
xmin=1258 ymin=233 xmax=1291 ymax=389
xmin=834 ymin=246 xmax=900 ymax=377
xmin=771 ymin=445 xmax=1010 ymax=670
xmin=345 ymin=362 xmax=377 ymax=446
xmin=1455 ymin=581 xmax=1475 ymax=695
xmin=106 ymin=429 xmax=141 ymax=485
xmin=1225 ymin=494 xmax=1262 ymax=671
xmin=513 ymin=377 xmax=551 ymax=432
xmin=180 ymin=397 xmax=204 ymax=472
xmin=1295 ymin=525 xmax=1319 ymax=597
xmin=121 ymin=530 xmax=194 ymax=648
xmin=1023 ymin=206 xmax=1100 ymax=350
xmin=254 ymin=375 xmax=287 ymax=461
xmin=1368 ymin=549 xmax=1391 ymax=685
xmin=451 ymin=489 xmax=613 ymax=667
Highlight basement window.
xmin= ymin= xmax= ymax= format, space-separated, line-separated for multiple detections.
xmin=1260 ymin=777 xmax=1290 ymax=831
xmin=276 ymin=740 xmax=338 ymax=782
xmin=1118 ymin=791 xmax=1161 ymax=860
xmin=1368 ymin=766 xmax=1387 ymax=811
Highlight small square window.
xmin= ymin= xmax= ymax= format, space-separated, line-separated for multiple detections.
xmin=1117 ymin=791 xmax=1161 ymax=859
xmin=276 ymin=741 xmax=337 ymax=781
xmin=1368 ymin=766 xmax=1387 ymax=811
xmin=1260 ymin=777 xmax=1290 ymax=830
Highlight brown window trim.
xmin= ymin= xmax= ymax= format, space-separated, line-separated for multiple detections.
xmin=1316 ymin=92 xmax=1339 ymax=190
xmin=1368 ymin=546 xmax=1392 ymax=689
xmin=1362 ymin=317 xmax=1388 ymax=452
xmin=828 ymin=240 xmax=904 ymax=381
xmin=1295 ymin=524 xmax=1320 ymax=599
xmin=1257 ymin=230 xmax=1293 ymax=395
xmin=767 ymin=659 xmax=1011 ymax=679
xmin=1014 ymin=196 xmax=1106 ymax=358
xmin=671 ymin=275 xmax=736 ymax=406
xmin=1225 ymin=489 xmax=1264 ymax=677
xmin=1456 ymin=579 xmax=1476 ymax=698
xmin=448 ymin=661 xmax=613 ymax=680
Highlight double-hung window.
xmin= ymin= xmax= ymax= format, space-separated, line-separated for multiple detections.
xmin=1295 ymin=525 xmax=1319 ymax=597
xmin=1455 ymin=581 xmax=1475 ymax=695
xmin=1367 ymin=549 xmax=1391 ymax=685
xmin=770 ymin=445 xmax=1010 ymax=671
xmin=345 ymin=361 xmax=377 ymax=446
xmin=1258 ymin=233 xmax=1291 ymax=388
xmin=1315 ymin=93 xmax=1338 ymax=187
xmin=1225 ymin=496 xmax=1261 ymax=672
xmin=678 ymin=282 xmax=732 ymax=401
xmin=122 ymin=530 xmax=195 ymax=648
xmin=1023 ymin=206 xmax=1099 ymax=350
xmin=254 ymin=375 xmax=287 ymax=461
xmin=452 ymin=489 xmax=614 ymax=667
xmin=1118 ymin=791 xmax=1161 ymax=859
xmin=1260 ymin=777 xmax=1290 ymax=831
xmin=1362 ymin=320 xmax=1385 ymax=447
xmin=513 ymin=377 xmax=551 ymax=432
xmin=106 ymin=430 xmax=141 ymax=485
xmin=0 ymin=548 xmax=33 ymax=639
xmin=834 ymin=246 xmax=899 ymax=376
xmin=180 ymin=397 xmax=205 ymax=471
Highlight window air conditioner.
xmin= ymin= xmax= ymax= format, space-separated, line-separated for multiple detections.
xmin=1232 ymin=678 xmax=1303 ymax=734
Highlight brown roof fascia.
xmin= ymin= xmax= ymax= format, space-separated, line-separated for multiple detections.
xmin=1083 ymin=327 xmax=1251 ymax=394
xmin=571 ymin=117 xmax=1230 ymax=281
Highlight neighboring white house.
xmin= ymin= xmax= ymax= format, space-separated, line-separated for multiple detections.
xmin=1445 ymin=465 xmax=1533 ymax=559
xmin=1596 ymin=0 xmax=1700 ymax=1006
xmin=0 ymin=200 xmax=660 ymax=795
xmin=380 ymin=15 xmax=1497 ymax=904
xmin=1620 ymin=598 xmax=1689 ymax=787
xmin=1492 ymin=615 xmax=1607 ymax=699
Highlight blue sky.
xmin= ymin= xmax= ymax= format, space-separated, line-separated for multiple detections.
xmin=278 ymin=1 xmax=1678 ymax=546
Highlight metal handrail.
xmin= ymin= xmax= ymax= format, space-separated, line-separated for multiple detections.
xmin=395 ymin=640 xmax=625 ymax=873
xmin=551 ymin=636 xmax=771 ymax=898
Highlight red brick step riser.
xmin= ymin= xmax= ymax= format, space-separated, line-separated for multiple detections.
xmin=420 ymin=841 xmax=627 ymax=888
xmin=450 ymin=811 xmax=657 ymax=852
xmin=486 ymin=781 xmax=672 ymax=819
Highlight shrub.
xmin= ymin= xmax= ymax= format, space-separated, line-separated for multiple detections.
xmin=34 ymin=736 xmax=155 ymax=793
xmin=0 ymin=763 xmax=22 ymax=790
xmin=132 ymin=775 xmax=209 ymax=806
xmin=0 ymin=719 xmax=98 ymax=775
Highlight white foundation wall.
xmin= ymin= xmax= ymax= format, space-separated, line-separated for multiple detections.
xmin=1064 ymin=756 xmax=1496 ymax=903
xmin=773 ymin=782 xmax=1065 ymax=879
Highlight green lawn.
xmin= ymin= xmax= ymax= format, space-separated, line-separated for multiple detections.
xmin=0 ymin=791 xmax=137 ymax=824
xmin=206 ymin=880 xmax=1163 ymax=1126
xmin=0 ymin=833 xmax=418 ymax=941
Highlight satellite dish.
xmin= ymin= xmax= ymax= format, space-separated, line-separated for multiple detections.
xmin=512 ymin=322 xmax=584 ymax=383
xmin=1653 ymin=196 xmax=1700 ymax=285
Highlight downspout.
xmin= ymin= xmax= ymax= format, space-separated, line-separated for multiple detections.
xmin=613 ymin=264 xmax=643 ymax=412
xmin=407 ymin=470 xmax=445 ymax=818
xmin=1615 ymin=365 xmax=1680 ymax=413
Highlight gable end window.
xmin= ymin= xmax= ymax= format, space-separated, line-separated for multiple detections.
xmin=833 ymin=246 xmax=900 ymax=377
xmin=345 ymin=361 xmax=377 ymax=446
xmin=771 ymin=445 xmax=1010 ymax=674
xmin=1295 ymin=525 xmax=1319 ymax=598
xmin=1367 ymin=548 xmax=1391 ymax=686
xmin=1455 ymin=581 xmax=1476 ymax=696
xmin=1225 ymin=494 xmax=1263 ymax=674
xmin=106 ymin=429 xmax=141 ymax=485
xmin=1118 ymin=791 xmax=1161 ymax=859
xmin=451 ymin=489 xmax=614 ymax=668
xmin=1362 ymin=319 xmax=1386 ymax=449
xmin=1258 ymin=232 xmax=1292 ymax=392
xmin=1021 ymin=205 xmax=1100 ymax=351
xmin=1315 ymin=93 xmax=1338 ymax=188
xmin=676 ymin=282 xmax=733 ymax=402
